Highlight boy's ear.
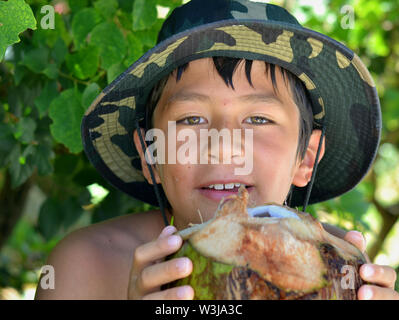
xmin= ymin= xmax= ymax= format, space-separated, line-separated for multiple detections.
xmin=292 ymin=129 xmax=325 ymax=188
xmin=133 ymin=129 xmax=162 ymax=185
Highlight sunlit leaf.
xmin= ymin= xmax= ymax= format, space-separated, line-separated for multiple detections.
xmin=132 ymin=0 xmax=158 ymax=31
xmin=94 ymin=0 xmax=118 ymax=19
xmin=0 ymin=0 xmax=37 ymax=61
xmin=82 ymin=83 xmax=100 ymax=110
xmin=49 ymin=88 xmax=84 ymax=153
xmin=90 ymin=22 xmax=126 ymax=69
xmin=66 ymin=46 xmax=99 ymax=80
xmin=71 ymin=8 xmax=102 ymax=49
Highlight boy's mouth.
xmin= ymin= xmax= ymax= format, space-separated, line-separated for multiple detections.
xmin=199 ymin=182 xmax=253 ymax=201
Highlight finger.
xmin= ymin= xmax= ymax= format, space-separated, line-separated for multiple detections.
xmin=344 ymin=231 xmax=366 ymax=253
xmin=154 ymin=226 xmax=178 ymax=264
xmin=358 ymin=284 xmax=399 ymax=300
xmin=143 ymin=285 xmax=194 ymax=300
xmin=140 ymin=257 xmax=193 ymax=291
xmin=133 ymin=233 xmax=182 ymax=270
xmin=158 ymin=225 xmax=177 ymax=239
xmin=360 ymin=264 xmax=397 ymax=289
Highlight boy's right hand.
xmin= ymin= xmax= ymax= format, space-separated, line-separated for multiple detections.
xmin=127 ymin=225 xmax=194 ymax=300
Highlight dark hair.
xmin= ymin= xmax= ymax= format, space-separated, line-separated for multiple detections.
xmin=145 ymin=57 xmax=314 ymax=160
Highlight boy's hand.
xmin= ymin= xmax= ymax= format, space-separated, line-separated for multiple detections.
xmin=344 ymin=231 xmax=399 ymax=300
xmin=127 ymin=226 xmax=194 ymax=300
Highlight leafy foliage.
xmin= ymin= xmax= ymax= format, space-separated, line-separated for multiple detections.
xmin=0 ymin=0 xmax=184 ymax=295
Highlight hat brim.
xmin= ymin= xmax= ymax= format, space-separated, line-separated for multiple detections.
xmin=81 ymin=19 xmax=381 ymax=208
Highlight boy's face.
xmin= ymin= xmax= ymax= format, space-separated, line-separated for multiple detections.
xmin=135 ymin=58 xmax=323 ymax=229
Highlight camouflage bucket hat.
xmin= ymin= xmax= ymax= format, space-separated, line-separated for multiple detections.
xmin=81 ymin=0 xmax=381 ymax=208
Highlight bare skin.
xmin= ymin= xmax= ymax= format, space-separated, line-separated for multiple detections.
xmin=35 ymin=210 xmax=168 ymax=299
xmin=34 ymin=209 xmax=397 ymax=300
xmin=35 ymin=58 xmax=398 ymax=300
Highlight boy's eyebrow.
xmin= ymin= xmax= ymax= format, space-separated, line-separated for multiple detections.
xmin=166 ymin=92 xmax=283 ymax=106
xmin=166 ymin=91 xmax=211 ymax=105
xmin=238 ymin=93 xmax=283 ymax=105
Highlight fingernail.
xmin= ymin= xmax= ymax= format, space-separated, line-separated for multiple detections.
xmin=162 ymin=225 xmax=177 ymax=236
xmin=362 ymin=286 xmax=373 ymax=300
xmin=176 ymin=258 xmax=188 ymax=272
xmin=362 ymin=265 xmax=374 ymax=278
xmin=168 ymin=235 xmax=180 ymax=247
xmin=177 ymin=286 xmax=189 ymax=299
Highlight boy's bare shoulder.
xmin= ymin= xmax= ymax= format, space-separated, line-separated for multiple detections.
xmin=35 ymin=210 xmax=165 ymax=299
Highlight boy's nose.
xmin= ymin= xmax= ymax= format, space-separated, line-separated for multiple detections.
xmin=202 ymin=121 xmax=246 ymax=165
xmin=211 ymin=115 xmax=239 ymax=132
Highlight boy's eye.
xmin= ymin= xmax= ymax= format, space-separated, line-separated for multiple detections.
xmin=244 ymin=116 xmax=270 ymax=125
xmin=178 ymin=116 xmax=207 ymax=125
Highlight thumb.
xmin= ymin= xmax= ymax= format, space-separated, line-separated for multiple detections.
xmin=344 ymin=231 xmax=366 ymax=253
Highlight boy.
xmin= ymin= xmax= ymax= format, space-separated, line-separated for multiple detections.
xmin=35 ymin=0 xmax=397 ymax=300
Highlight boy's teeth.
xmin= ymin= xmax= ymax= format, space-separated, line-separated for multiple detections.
xmin=224 ymin=183 xmax=234 ymax=190
xmin=207 ymin=183 xmax=245 ymax=190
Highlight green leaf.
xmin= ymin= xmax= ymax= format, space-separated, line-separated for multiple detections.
xmin=107 ymin=62 xmax=125 ymax=84
xmin=117 ymin=10 xmax=134 ymax=30
xmin=125 ymin=32 xmax=143 ymax=66
xmin=8 ymin=143 xmax=35 ymax=188
xmin=94 ymin=0 xmax=118 ymax=20
xmin=32 ymin=13 xmax=71 ymax=48
xmin=38 ymin=196 xmax=84 ymax=241
xmin=13 ymin=117 xmax=36 ymax=144
xmin=51 ymin=38 xmax=68 ymax=66
xmin=19 ymin=47 xmax=49 ymax=73
xmin=0 ymin=0 xmax=37 ymax=61
xmin=82 ymin=83 xmax=100 ymax=110
xmin=68 ymin=0 xmax=88 ymax=13
xmin=49 ymin=88 xmax=84 ymax=153
xmin=61 ymin=198 xmax=84 ymax=230
xmin=339 ymin=188 xmax=370 ymax=219
xmin=90 ymin=22 xmax=126 ymax=69
xmin=132 ymin=0 xmax=158 ymax=31
xmin=134 ymin=19 xmax=163 ymax=48
xmin=66 ymin=46 xmax=99 ymax=80
xmin=0 ymin=123 xmax=16 ymax=166
xmin=37 ymin=198 xmax=63 ymax=240
xmin=0 ymin=123 xmax=16 ymax=152
xmin=42 ymin=63 xmax=58 ymax=79
xmin=34 ymin=81 xmax=59 ymax=118
xmin=91 ymin=190 xmax=142 ymax=223
xmin=13 ymin=65 xmax=27 ymax=85
xmin=368 ymin=30 xmax=389 ymax=57
xmin=32 ymin=144 xmax=54 ymax=176
xmin=118 ymin=0 xmax=134 ymax=12
xmin=71 ymin=8 xmax=102 ymax=49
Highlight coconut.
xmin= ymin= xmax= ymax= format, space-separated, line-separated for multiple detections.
xmin=168 ymin=187 xmax=367 ymax=300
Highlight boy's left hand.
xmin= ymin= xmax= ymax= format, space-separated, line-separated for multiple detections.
xmin=344 ymin=231 xmax=399 ymax=300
